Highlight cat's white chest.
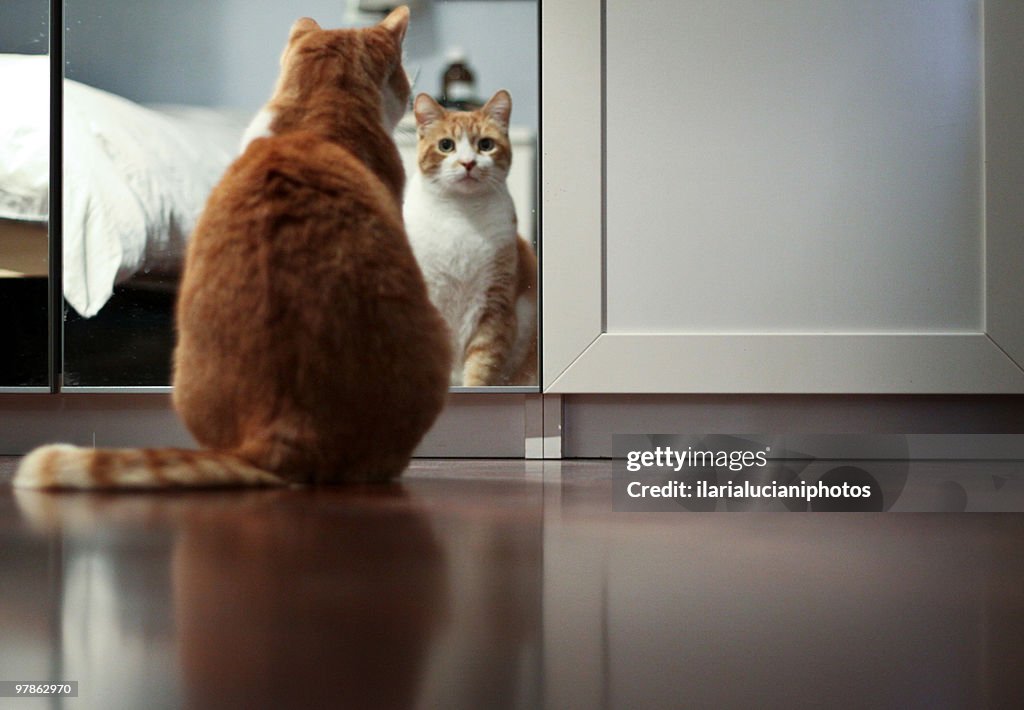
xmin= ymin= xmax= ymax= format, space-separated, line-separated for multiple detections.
xmin=239 ymin=108 xmax=275 ymax=152
xmin=404 ymin=175 xmax=516 ymax=383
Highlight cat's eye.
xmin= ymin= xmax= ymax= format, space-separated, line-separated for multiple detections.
xmin=478 ymin=138 xmax=496 ymax=152
xmin=438 ymin=138 xmax=456 ymax=153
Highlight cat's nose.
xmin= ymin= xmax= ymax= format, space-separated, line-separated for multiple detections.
xmin=460 ymin=160 xmax=477 ymax=173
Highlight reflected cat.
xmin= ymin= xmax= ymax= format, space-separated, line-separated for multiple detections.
xmin=404 ymin=90 xmax=538 ymax=386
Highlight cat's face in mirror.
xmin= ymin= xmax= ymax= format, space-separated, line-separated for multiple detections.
xmin=413 ymin=91 xmax=512 ymax=196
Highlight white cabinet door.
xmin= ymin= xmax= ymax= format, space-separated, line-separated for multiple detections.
xmin=541 ymin=0 xmax=1024 ymax=393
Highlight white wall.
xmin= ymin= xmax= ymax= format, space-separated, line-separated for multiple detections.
xmin=0 ymin=0 xmax=48 ymax=54
xmin=402 ymin=1 xmax=538 ymax=132
xmin=605 ymin=0 xmax=983 ymax=334
xmin=63 ymin=0 xmax=538 ymax=132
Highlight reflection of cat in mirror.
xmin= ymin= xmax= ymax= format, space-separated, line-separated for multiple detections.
xmin=14 ymin=7 xmax=452 ymax=489
xmin=404 ymin=91 xmax=538 ymax=386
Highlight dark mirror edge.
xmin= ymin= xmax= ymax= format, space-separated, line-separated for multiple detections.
xmin=48 ymin=0 xmax=62 ymax=392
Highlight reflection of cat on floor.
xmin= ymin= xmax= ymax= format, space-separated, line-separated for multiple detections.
xmin=404 ymin=90 xmax=538 ymax=387
xmin=12 ymin=486 xmax=450 ymax=709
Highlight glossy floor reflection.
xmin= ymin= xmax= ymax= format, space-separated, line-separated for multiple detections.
xmin=1 ymin=458 xmax=1023 ymax=709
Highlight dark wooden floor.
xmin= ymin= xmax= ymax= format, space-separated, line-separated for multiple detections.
xmin=1 ymin=457 xmax=1023 ymax=709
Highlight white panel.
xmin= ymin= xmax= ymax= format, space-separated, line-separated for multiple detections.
xmin=605 ymin=0 xmax=983 ymax=333
xmin=540 ymin=0 xmax=604 ymax=388
xmin=525 ymin=394 xmax=544 ymax=458
xmin=0 ymin=394 xmax=528 ymax=457
xmin=562 ymin=396 xmax=1024 ymax=458
xmin=415 ymin=394 xmax=527 ymax=457
xmin=547 ymin=334 xmax=1024 ymax=394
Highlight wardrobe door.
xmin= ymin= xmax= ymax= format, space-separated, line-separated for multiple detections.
xmin=542 ymin=0 xmax=1024 ymax=394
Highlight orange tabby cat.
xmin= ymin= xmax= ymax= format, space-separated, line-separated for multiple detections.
xmin=404 ymin=91 xmax=538 ymax=386
xmin=14 ymin=8 xmax=452 ymax=489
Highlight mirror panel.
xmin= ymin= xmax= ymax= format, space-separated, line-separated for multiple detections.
xmin=0 ymin=0 xmax=50 ymax=388
xmin=61 ymin=0 xmax=539 ymax=389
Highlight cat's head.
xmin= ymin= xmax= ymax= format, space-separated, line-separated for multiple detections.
xmin=413 ymin=90 xmax=513 ymax=196
xmin=273 ymin=8 xmax=411 ymax=132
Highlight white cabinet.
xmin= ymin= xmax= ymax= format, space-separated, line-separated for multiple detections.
xmin=541 ymin=0 xmax=1024 ymax=394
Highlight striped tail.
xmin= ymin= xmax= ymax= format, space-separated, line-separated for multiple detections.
xmin=12 ymin=444 xmax=286 ymax=490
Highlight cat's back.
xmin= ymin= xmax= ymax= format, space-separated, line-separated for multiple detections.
xmin=182 ymin=130 xmax=412 ymax=305
xmin=180 ymin=126 xmax=434 ymax=351
xmin=222 ymin=131 xmax=400 ymax=228
xmin=175 ymin=127 xmax=450 ymax=476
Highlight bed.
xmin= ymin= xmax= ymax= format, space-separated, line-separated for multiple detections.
xmin=1 ymin=53 xmax=250 ymax=318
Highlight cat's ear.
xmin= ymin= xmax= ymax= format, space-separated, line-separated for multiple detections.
xmin=414 ymin=93 xmax=446 ymax=129
xmin=288 ymin=17 xmax=321 ymax=44
xmin=379 ymin=6 xmax=410 ymax=45
xmin=481 ymin=90 xmax=512 ymax=132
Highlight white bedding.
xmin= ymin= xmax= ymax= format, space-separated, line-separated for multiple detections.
xmin=0 ymin=55 xmax=49 ymax=222
xmin=1 ymin=54 xmax=249 ymax=317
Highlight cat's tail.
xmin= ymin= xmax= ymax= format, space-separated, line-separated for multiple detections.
xmin=12 ymin=444 xmax=286 ymax=490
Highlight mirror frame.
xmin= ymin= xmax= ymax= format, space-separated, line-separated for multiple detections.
xmin=48 ymin=0 xmax=62 ymax=393
xmin=0 ymin=0 xmax=55 ymax=393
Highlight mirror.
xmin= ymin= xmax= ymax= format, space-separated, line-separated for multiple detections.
xmin=0 ymin=0 xmax=50 ymax=388
xmin=61 ymin=0 xmax=539 ymax=389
